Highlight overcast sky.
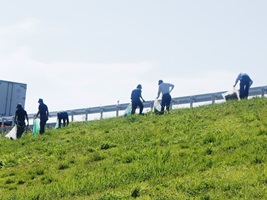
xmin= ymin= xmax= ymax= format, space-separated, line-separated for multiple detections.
xmin=1 ymin=0 xmax=266 ymax=114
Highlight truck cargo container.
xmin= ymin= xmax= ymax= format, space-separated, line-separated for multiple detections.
xmin=0 ymin=80 xmax=27 ymax=126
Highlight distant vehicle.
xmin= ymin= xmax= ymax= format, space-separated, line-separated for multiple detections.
xmin=0 ymin=80 xmax=27 ymax=126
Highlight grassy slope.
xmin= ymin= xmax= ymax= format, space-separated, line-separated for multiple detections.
xmin=1 ymin=97 xmax=267 ymax=200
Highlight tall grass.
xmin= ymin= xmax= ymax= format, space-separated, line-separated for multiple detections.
xmin=1 ymin=97 xmax=267 ymax=199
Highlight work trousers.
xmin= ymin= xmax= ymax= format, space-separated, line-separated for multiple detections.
xmin=59 ymin=117 xmax=69 ymax=128
xmin=161 ymin=93 xmax=171 ymax=113
xmin=239 ymin=76 xmax=250 ymax=99
xmin=16 ymin=123 xmax=25 ymax=138
xmin=131 ymin=100 xmax=144 ymax=115
xmin=40 ymin=118 xmax=47 ymax=134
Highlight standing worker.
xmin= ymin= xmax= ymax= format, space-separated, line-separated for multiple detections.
xmin=57 ymin=111 xmax=69 ymax=128
xmin=233 ymin=73 xmax=253 ymax=99
xmin=156 ymin=80 xmax=174 ymax=114
xmin=14 ymin=103 xmax=29 ymax=138
xmin=36 ymin=98 xmax=49 ymax=134
xmin=131 ymin=84 xmax=145 ymax=115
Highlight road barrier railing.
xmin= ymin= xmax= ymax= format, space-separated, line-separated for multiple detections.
xmin=2 ymin=85 xmax=267 ymax=134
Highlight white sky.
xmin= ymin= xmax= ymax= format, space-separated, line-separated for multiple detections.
xmin=1 ymin=0 xmax=267 ymax=114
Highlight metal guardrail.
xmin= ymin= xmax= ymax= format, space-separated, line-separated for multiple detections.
xmin=1 ymin=85 xmax=267 ymax=134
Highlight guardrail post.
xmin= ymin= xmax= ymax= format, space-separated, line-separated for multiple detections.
xmin=150 ymin=101 xmax=154 ymax=111
xmin=172 ymin=99 xmax=179 ymax=108
xmin=190 ymin=97 xmax=194 ymax=108
xmin=116 ymin=101 xmax=119 ymax=117
xmin=71 ymin=111 xmax=74 ymax=122
xmin=85 ymin=109 xmax=88 ymax=121
xmin=100 ymin=107 xmax=103 ymax=119
xmin=261 ymin=87 xmax=265 ymax=97
xmin=212 ymin=94 xmax=216 ymax=104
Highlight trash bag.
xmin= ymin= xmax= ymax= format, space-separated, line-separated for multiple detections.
xmin=222 ymin=87 xmax=240 ymax=101
xmin=5 ymin=125 xmax=17 ymax=140
xmin=124 ymin=103 xmax=132 ymax=117
xmin=153 ymin=99 xmax=162 ymax=114
xmin=55 ymin=121 xmax=59 ymax=129
xmin=32 ymin=119 xmax=40 ymax=136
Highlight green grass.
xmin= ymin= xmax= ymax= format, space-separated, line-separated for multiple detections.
xmin=1 ymin=97 xmax=267 ymax=199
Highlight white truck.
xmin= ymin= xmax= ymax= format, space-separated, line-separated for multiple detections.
xmin=0 ymin=80 xmax=27 ymax=126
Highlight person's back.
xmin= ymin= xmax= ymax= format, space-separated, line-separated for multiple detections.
xmin=131 ymin=88 xmax=142 ymax=102
xmin=15 ymin=107 xmax=27 ymax=126
xmin=60 ymin=111 xmax=68 ymax=120
xmin=39 ymin=103 xmax=48 ymax=119
xmin=15 ymin=104 xmax=29 ymax=138
xmin=159 ymin=82 xmax=174 ymax=95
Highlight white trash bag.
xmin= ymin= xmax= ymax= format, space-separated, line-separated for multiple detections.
xmin=222 ymin=87 xmax=240 ymax=101
xmin=153 ymin=99 xmax=162 ymax=113
xmin=5 ymin=125 xmax=17 ymax=140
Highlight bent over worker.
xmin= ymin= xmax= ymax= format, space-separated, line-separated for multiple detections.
xmin=156 ymin=80 xmax=174 ymax=114
xmin=233 ymin=73 xmax=253 ymax=99
xmin=57 ymin=111 xmax=69 ymax=128
xmin=131 ymin=84 xmax=145 ymax=115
